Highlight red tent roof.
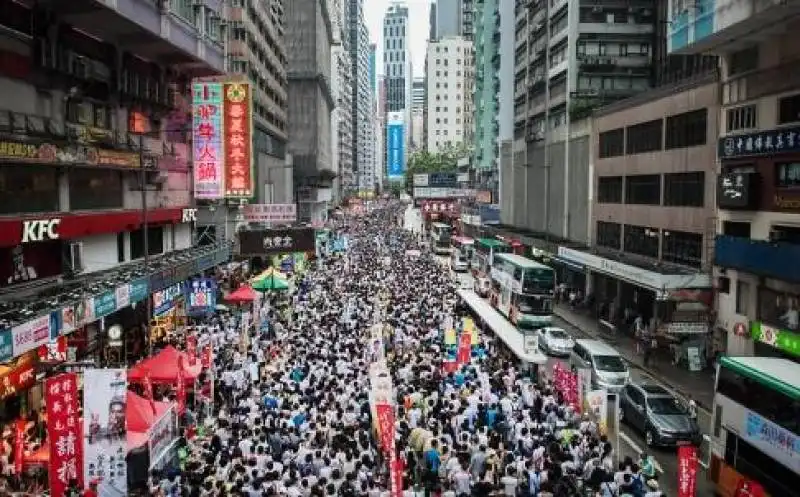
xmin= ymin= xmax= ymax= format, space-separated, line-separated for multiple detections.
xmin=128 ymin=345 xmax=202 ymax=384
xmin=127 ymin=391 xmax=173 ymax=451
xmin=225 ymin=284 xmax=257 ymax=303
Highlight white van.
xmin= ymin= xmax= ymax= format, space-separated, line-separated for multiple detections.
xmin=450 ymin=251 xmax=469 ymax=272
xmin=569 ymin=339 xmax=630 ymax=392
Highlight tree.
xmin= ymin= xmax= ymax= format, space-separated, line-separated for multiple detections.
xmin=405 ymin=144 xmax=473 ymax=190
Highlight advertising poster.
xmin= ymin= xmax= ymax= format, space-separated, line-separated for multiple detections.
xmin=192 ymin=82 xmax=224 ymax=199
xmin=386 ymin=111 xmax=405 ymax=180
xmin=61 ymin=306 xmax=75 ymax=335
xmin=457 ymin=331 xmax=472 ymax=364
xmin=46 ymin=373 xmax=82 ymax=497
xmin=148 ymin=407 xmax=177 ymax=468
xmin=186 ymin=278 xmax=217 ymax=316
xmin=586 ymin=390 xmax=608 ymax=434
xmin=677 ymin=444 xmax=698 ymax=497
xmin=82 ymin=369 xmax=127 ymax=496
xmin=223 ymin=82 xmax=254 ymax=198
xmin=11 ymin=315 xmax=50 ymax=357
xmin=242 ymin=203 xmax=297 ymax=223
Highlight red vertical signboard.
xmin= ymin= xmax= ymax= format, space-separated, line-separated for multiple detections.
xmin=457 ymin=331 xmax=472 ymax=365
xmin=223 ymin=82 xmax=253 ymax=198
xmin=13 ymin=419 xmax=24 ymax=475
xmin=186 ymin=335 xmax=197 ymax=366
xmin=176 ymin=356 xmax=187 ymax=414
xmin=677 ymin=444 xmax=698 ymax=497
xmin=46 ymin=373 xmax=82 ymax=497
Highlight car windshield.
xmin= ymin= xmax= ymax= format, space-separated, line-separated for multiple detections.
xmin=594 ymin=355 xmax=627 ymax=372
xmin=647 ymin=397 xmax=686 ymax=415
xmin=547 ymin=329 xmax=569 ymax=340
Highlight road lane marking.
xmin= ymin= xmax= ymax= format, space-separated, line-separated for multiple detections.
xmin=618 ymin=432 xmax=664 ymax=474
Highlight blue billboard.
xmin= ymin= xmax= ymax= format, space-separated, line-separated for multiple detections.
xmin=386 ymin=118 xmax=405 ymax=180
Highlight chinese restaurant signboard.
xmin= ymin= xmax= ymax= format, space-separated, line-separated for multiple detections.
xmin=0 ymin=141 xmax=139 ymax=168
xmin=238 ymin=228 xmax=316 ymax=256
xmin=192 ymin=82 xmax=225 ymax=199
xmin=718 ymin=126 xmax=800 ymax=159
xmin=223 ymin=82 xmax=254 ymax=198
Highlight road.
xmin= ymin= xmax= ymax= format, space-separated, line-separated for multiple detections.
xmin=405 ymin=206 xmax=714 ymax=495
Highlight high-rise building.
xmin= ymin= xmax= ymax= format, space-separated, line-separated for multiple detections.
xmin=425 ymin=36 xmax=474 ymax=153
xmin=286 ymin=0 xmax=335 ymax=223
xmin=331 ymin=0 xmax=355 ymax=199
xmin=472 ymin=0 xmax=512 ymax=195
xmin=383 ymin=2 xmax=413 ymax=181
xmin=349 ymin=0 xmax=377 ymax=193
xmin=430 ymin=0 xmax=469 ymax=40
xmin=411 ymin=78 xmax=426 ymax=152
xmin=0 ymin=0 xmax=232 ymax=361
xmin=412 ymin=79 xmax=426 ymax=113
xmin=369 ymin=43 xmax=378 ymax=96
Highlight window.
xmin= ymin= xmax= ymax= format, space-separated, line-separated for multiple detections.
xmin=596 ymin=221 xmax=621 ymax=249
xmin=68 ymin=169 xmax=122 ymax=210
xmin=759 ymin=284 xmax=800 ymax=332
xmin=117 ymin=232 xmax=125 ymax=264
xmin=130 ymin=226 xmax=164 ymax=260
xmin=665 ymin=108 xmax=707 ymax=149
xmin=598 ymin=128 xmax=624 ymax=158
xmin=728 ymin=46 xmax=758 ymax=76
xmin=778 ymin=93 xmax=800 ymax=125
xmin=663 ymin=172 xmax=705 ymax=207
xmin=623 ymin=225 xmax=659 ymax=258
xmin=625 ymin=119 xmax=662 ymax=154
xmin=597 ymin=176 xmax=623 ymax=203
xmin=722 ymin=221 xmax=751 ymax=238
xmin=624 ymin=174 xmax=661 ymax=205
xmin=727 ymin=104 xmax=757 ymax=132
xmin=736 ymin=280 xmax=750 ymax=315
xmin=661 ymin=230 xmax=703 ymax=268
xmin=775 ymin=162 xmax=800 ymax=188
xmin=0 ymin=166 xmax=59 ymax=214
xmin=723 ymin=433 xmax=800 ymax=497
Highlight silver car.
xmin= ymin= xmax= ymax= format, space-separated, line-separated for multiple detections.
xmin=537 ymin=327 xmax=575 ymax=356
xmin=620 ymin=382 xmax=701 ymax=447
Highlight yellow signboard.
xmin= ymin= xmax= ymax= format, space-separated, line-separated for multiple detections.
xmin=444 ymin=328 xmax=456 ymax=346
xmin=463 ymin=317 xmax=478 ymax=345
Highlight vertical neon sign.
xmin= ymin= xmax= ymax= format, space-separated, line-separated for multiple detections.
xmin=191 ymin=82 xmax=224 ymax=199
xmin=223 ymin=82 xmax=254 ymax=198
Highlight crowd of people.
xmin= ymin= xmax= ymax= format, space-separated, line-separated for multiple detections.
xmin=149 ymin=203 xmax=663 ymax=497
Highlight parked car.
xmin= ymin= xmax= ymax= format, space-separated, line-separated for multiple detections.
xmin=569 ymin=339 xmax=630 ymax=392
xmin=536 ymin=327 xmax=574 ymax=356
xmin=620 ymin=382 xmax=701 ymax=447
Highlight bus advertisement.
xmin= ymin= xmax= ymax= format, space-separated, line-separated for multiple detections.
xmin=430 ymin=222 xmax=453 ymax=255
xmin=489 ymin=253 xmax=555 ymax=328
xmin=472 ymin=238 xmax=511 ymax=297
xmin=709 ymin=356 xmax=800 ymax=497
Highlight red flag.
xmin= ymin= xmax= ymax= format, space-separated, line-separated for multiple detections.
xmin=677 ymin=444 xmax=698 ymax=497
xmin=457 ymin=331 xmax=471 ymax=365
xmin=390 ymin=457 xmax=404 ymax=497
xmin=734 ymin=478 xmax=766 ymax=497
xmin=375 ymin=403 xmax=395 ymax=455
xmin=186 ymin=335 xmax=198 ymax=366
xmin=176 ymin=357 xmax=187 ymax=414
xmin=45 ymin=373 xmax=83 ymax=496
xmin=13 ymin=419 xmax=24 ymax=476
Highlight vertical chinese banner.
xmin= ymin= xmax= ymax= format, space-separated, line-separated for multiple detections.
xmin=223 ymin=82 xmax=254 ymax=198
xmin=82 ymin=369 xmax=127 ymax=496
xmin=457 ymin=331 xmax=472 ymax=365
xmin=191 ymin=82 xmax=224 ymax=199
xmin=374 ymin=403 xmax=395 ymax=456
xmin=177 ymin=357 xmax=187 ymax=414
xmin=677 ymin=444 xmax=698 ymax=497
xmin=390 ymin=457 xmax=404 ymax=497
xmin=13 ymin=419 xmax=24 ymax=475
xmin=186 ymin=335 xmax=197 ymax=366
xmin=46 ymin=373 xmax=82 ymax=497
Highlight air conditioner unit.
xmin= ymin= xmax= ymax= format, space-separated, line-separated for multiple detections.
xmin=69 ymin=242 xmax=84 ymax=274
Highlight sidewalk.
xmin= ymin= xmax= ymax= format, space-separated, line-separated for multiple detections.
xmin=554 ymin=305 xmax=716 ymax=411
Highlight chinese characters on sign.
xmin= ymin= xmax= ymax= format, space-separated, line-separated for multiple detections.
xmin=186 ymin=278 xmax=217 ymax=316
xmin=719 ymin=126 xmax=800 ymax=159
xmin=46 ymin=373 xmax=82 ymax=497
xmin=192 ymin=82 xmax=224 ymax=199
xmin=677 ymin=444 xmax=698 ymax=497
xmin=242 ymin=203 xmax=298 ymax=224
xmin=238 ymin=228 xmax=316 ymax=256
xmin=82 ymin=369 xmax=127 ymax=496
xmin=422 ymin=201 xmax=457 ymax=214
xmin=223 ymin=83 xmax=254 ymax=198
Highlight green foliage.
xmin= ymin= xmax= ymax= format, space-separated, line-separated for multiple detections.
xmin=405 ymin=143 xmax=472 ymax=190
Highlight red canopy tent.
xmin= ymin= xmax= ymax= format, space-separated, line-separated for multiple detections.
xmin=127 ymin=345 xmax=202 ymax=384
xmin=225 ymin=284 xmax=257 ymax=303
xmin=126 ymin=391 xmax=172 ymax=452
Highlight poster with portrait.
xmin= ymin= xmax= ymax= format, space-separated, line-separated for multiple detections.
xmin=82 ymin=369 xmax=127 ymax=496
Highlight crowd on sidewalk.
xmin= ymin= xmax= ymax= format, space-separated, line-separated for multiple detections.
xmin=145 ymin=203 xmax=665 ymax=497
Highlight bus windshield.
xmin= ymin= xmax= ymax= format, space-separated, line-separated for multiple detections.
xmin=522 ymin=268 xmax=555 ymax=293
xmin=516 ymin=294 xmax=552 ymax=314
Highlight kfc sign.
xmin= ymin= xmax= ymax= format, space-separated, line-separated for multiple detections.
xmin=182 ymin=208 xmax=198 ymax=223
xmin=21 ymin=218 xmax=61 ymax=243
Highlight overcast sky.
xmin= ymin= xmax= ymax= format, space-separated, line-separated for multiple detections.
xmin=363 ymin=0 xmax=431 ymax=80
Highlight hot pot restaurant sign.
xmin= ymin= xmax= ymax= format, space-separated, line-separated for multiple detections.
xmin=192 ymin=82 xmax=224 ymax=200
xmin=223 ymin=82 xmax=254 ymax=198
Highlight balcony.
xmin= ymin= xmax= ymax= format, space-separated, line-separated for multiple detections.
xmin=668 ymin=0 xmax=800 ymax=55
xmin=715 ymin=235 xmax=800 ymax=284
xmin=39 ymin=0 xmax=225 ymax=75
xmin=578 ymin=22 xmax=653 ymax=36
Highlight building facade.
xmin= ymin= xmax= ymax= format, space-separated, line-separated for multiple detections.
xmin=331 ymin=0 xmax=355 ymax=199
xmin=286 ymin=0 xmax=335 ymax=222
xmin=0 ymin=0 xmax=232 ymax=404
xmin=411 ymin=78 xmax=425 ymax=152
xmin=425 ymin=37 xmax=475 ymax=153
xmin=671 ymin=3 xmax=800 ymax=362
xmin=383 ymin=3 xmax=413 ymax=180
xmin=349 ymin=0 xmax=376 ymax=193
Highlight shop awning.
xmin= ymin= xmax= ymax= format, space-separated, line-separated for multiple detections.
xmin=128 ymin=346 xmax=202 ymax=384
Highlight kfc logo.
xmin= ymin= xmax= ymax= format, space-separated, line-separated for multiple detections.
xmin=21 ymin=219 xmax=61 ymax=243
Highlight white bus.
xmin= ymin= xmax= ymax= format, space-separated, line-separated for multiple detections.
xmin=709 ymin=356 xmax=800 ymax=497
xmin=430 ymin=222 xmax=453 ymax=255
xmin=450 ymin=236 xmax=474 ymax=272
xmin=489 ymin=253 xmax=555 ymax=329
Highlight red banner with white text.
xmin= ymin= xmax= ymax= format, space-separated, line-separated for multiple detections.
xmin=734 ymin=478 xmax=765 ymax=497
xmin=375 ymin=402 xmax=395 ymax=455
xmin=46 ymin=373 xmax=83 ymax=497
xmin=186 ymin=335 xmax=197 ymax=366
xmin=552 ymin=362 xmax=579 ymax=411
xmin=677 ymin=444 xmax=698 ymax=497
xmin=457 ymin=331 xmax=471 ymax=365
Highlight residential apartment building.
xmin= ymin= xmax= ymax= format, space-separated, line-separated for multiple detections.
xmin=670 ymin=2 xmax=800 ymax=364
xmin=0 ymin=0 xmax=231 ymax=361
xmin=383 ymin=3 xmax=413 ymax=180
xmin=412 ymin=78 xmax=425 ymax=152
xmin=430 ymin=0 xmax=476 ymax=41
xmin=286 ymin=0 xmax=335 ymax=222
xmin=331 ymin=0 xmax=355 ymax=198
xmin=473 ymin=0 xmax=512 ymax=193
xmin=425 ymin=37 xmax=475 ymax=153
xmin=349 ymin=0 xmax=376 ymax=193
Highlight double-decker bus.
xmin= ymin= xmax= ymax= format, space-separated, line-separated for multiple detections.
xmin=471 ymin=238 xmax=511 ymax=296
xmin=429 ymin=222 xmax=453 ymax=255
xmin=450 ymin=236 xmax=474 ymax=272
xmin=489 ymin=253 xmax=555 ymax=328
xmin=709 ymin=356 xmax=800 ymax=497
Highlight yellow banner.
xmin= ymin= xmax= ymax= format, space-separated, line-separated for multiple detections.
xmin=463 ymin=317 xmax=478 ymax=345
xmin=444 ymin=328 xmax=456 ymax=346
